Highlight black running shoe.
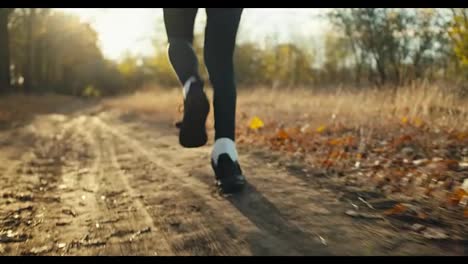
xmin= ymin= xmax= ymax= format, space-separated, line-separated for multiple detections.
xmin=211 ymin=153 xmax=246 ymax=193
xmin=178 ymin=79 xmax=210 ymax=148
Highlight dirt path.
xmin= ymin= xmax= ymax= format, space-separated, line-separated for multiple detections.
xmin=0 ymin=101 xmax=465 ymax=256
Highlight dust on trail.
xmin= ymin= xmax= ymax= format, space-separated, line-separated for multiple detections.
xmin=0 ymin=99 xmax=465 ymax=256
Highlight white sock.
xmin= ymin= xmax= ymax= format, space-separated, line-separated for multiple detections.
xmin=183 ymin=76 xmax=197 ymax=99
xmin=211 ymin=138 xmax=238 ymax=166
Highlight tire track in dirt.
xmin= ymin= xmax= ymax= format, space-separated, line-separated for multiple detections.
xmin=95 ymin=111 xmax=459 ymax=256
xmin=89 ymin=122 xmax=173 ymax=255
xmin=1 ymin=106 xmax=463 ymax=255
xmin=93 ymin=114 xmax=330 ymax=255
xmin=93 ymin=116 xmax=256 ymax=255
xmin=0 ymin=115 xmax=86 ymax=255
xmin=97 ymin=113 xmax=359 ymax=255
xmin=41 ymin=116 xmax=172 ymax=256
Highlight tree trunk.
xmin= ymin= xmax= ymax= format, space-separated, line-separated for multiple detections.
xmin=0 ymin=9 xmax=12 ymax=93
xmin=24 ymin=8 xmax=36 ymax=93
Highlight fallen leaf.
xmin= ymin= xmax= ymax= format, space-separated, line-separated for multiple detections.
xmin=442 ymin=160 xmax=460 ymax=171
xmin=321 ymin=159 xmax=334 ymax=168
xmin=392 ymin=135 xmax=413 ymax=148
xmin=412 ymin=117 xmax=424 ymax=128
xmin=417 ymin=212 xmax=428 ymax=220
xmin=316 ymin=125 xmax=326 ymax=133
xmin=401 ymin=116 xmax=409 ymax=125
xmin=384 ymin=203 xmax=408 ymax=215
xmin=300 ymin=124 xmax=310 ymax=133
xmin=276 ymin=129 xmax=289 ymax=140
xmin=249 ymin=116 xmax=264 ymax=130
xmin=455 ymin=132 xmax=468 ymax=141
xmin=328 ymin=138 xmax=342 ymax=146
xmin=448 ymin=188 xmax=467 ymax=206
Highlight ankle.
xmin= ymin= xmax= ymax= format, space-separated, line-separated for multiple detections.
xmin=211 ymin=138 xmax=238 ymax=166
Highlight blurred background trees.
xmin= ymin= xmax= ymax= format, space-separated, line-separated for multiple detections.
xmin=0 ymin=8 xmax=467 ymax=97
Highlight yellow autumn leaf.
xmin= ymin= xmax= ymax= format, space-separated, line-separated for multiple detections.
xmin=401 ymin=116 xmax=409 ymax=124
xmin=456 ymin=132 xmax=467 ymax=141
xmin=412 ymin=117 xmax=424 ymax=127
xmin=316 ymin=125 xmax=326 ymax=133
xmin=249 ymin=116 xmax=264 ymax=130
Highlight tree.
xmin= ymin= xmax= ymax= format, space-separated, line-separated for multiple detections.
xmin=329 ymin=8 xmax=451 ymax=86
xmin=449 ymin=9 xmax=468 ymax=74
xmin=0 ymin=8 xmax=13 ymax=93
xmin=23 ymin=8 xmax=37 ymax=93
xmin=6 ymin=9 xmax=123 ymax=95
xmin=322 ymin=30 xmax=353 ymax=84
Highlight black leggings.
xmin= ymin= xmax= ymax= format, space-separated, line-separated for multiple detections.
xmin=163 ymin=8 xmax=243 ymax=141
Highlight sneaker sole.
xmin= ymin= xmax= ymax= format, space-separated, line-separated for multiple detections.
xmin=179 ymin=89 xmax=210 ymax=148
xmin=211 ymin=157 xmax=246 ymax=194
xmin=216 ymin=179 xmax=246 ymax=194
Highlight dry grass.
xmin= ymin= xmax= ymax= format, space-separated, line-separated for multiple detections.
xmin=238 ymin=83 xmax=467 ymax=130
xmin=0 ymin=93 xmax=78 ymax=125
xmin=103 ymin=88 xmax=181 ymax=113
xmin=102 ymin=87 xmax=182 ymax=123
xmin=103 ymin=83 xmax=468 ymax=132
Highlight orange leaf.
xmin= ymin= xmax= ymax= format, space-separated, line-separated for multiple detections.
xmin=444 ymin=160 xmax=460 ymax=171
xmin=373 ymin=147 xmax=386 ymax=153
xmin=456 ymin=132 xmax=468 ymax=141
xmin=417 ymin=212 xmax=428 ymax=220
xmin=345 ymin=136 xmax=355 ymax=146
xmin=464 ymin=209 xmax=468 ymax=218
xmin=276 ymin=129 xmax=289 ymax=140
xmin=328 ymin=138 xmax=342 ymax=146
xmin=391 ymin=134 xmax=412 ymax=147
xmin=384 ymin=203 xmax=407 ymax=215
xmin=322 ymin=159 xmax=334 ymax=168
xmin=329 ymin=151 xmax=341 ymax=159
xmin=448 ymin=188 xmax=467 ymax=206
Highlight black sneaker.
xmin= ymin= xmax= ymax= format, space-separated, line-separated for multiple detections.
xmin=178 ymin=79 xmax=210 ymax=148
xmin=211 ymin=154 xmax=246 ymax=193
